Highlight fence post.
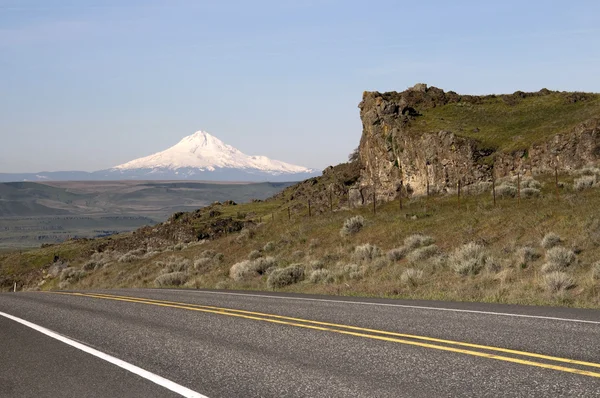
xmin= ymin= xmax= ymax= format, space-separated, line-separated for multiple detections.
xmin=373 ymin=187 xmax=376 ymax=214
xmin=308 ymin=200 xmax=312 ymax=217
xmin=492 ymin=174 xmax=497 ymax=207
xmin=14 ymin=282 xmax=17 ymax=293
xmin=399 ymin=181 xmax=403 ymax=211
xmin=517 ymin=173 xmax=521 ymax=204
xmin=555 ymin=166 xmax=560 ymax=202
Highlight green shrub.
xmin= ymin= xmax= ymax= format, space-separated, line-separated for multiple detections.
xmin=543 ymin=272 xmax=575 ymax=292
xmin=449 ymin=242 xmax=486 ymax=275
xmin=340 ymin=216 xmax=365 ymax=237
xmin=267 ymin=264 xmax=305 ymax=288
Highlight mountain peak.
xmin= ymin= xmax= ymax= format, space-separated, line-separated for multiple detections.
xmin=112 ymin=130 xmax=316 ymax=178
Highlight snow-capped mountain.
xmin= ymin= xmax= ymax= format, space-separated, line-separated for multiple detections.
xmin=113 ymin=131 xmax=311 ymax=174
xmin=0 ymin=131 xmax=319 ymax=182
xmin=102 ymin=131 xmax=318 ymax=181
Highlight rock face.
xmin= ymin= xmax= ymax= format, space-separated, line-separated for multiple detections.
xmin=355 ymin=84 xmax=600 ymax=203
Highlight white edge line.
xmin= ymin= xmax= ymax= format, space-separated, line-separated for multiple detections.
xmin=0 ymin=311 xmax=208 ymax=398
xmin=165 ymin=289 xmax=600 ymax=325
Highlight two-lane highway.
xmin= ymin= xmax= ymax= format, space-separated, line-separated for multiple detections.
xmin=1 ymin=289 xmax=599 ymax=397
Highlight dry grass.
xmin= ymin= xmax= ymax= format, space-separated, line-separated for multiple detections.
xmin=8 ymin=169 xmax=600 ymax=308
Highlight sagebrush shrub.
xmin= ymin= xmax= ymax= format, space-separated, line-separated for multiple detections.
xmin=173 ymin=243 xmax=186 ymax=251
xmin=543 ymin=247 xmax=576 ymax=271
xmin=235 ymin=228 xmax=255 ymax=243
xmin=574 ymin=175 xmax=596 ymax=191
xmin=159 ymin=256 xmax=191 ymax=274
xmin=401 ymin=268 xmax=424 ymax=286
xmin=448 ymin=242 xmax=486 ymax=275
xmin=495 ymin=183 xmax=517 ymax=198
xmin=406 ymin=245 xmax=439 ymax=264
xmin=340 ymin=216 xmax=365 ymax=237
xmin=521 ymin=178 xmax=542 ymax=189
xmin=60 ymin=267 xmax=86 ymax=283
xmin=199 ymin=250 xmax=217 ymax=258
xmin=387 ymin=247 xmax=409 ymax=261
xmin=485 ymin=256 xmax=502 ymax=273
xmin=83 ymin=251 xmax=115 ymax=270
xmin=248 ymin=250 xmax=262 ymax=260
xmin=308 ymin=260 xmax=325 ymax=270
xmin=308 ymin=269 xmax=333 ymax=284
xmin=194 ymin=257 xmax=212 ymax=270
xmin=229 ymin=256 xmax=277 ymax=281
xmin=463 ymin=181 xmax=492 ymax=196
xmin=118 ymin=248 xmax=146 ymax=263
xmin=521 ymin=187 xmax=541 ymax=198
xmin=267 ymin=264 xmax=305 ymax=288
xmin=543 ymin=272 xmax=575 ymax=292
xmin=342 ymin=263 xmax=363 ymax=280
xmin=541 ymin=233 xmax=561 ymax=249
xmin=403 ymin=234 xmax=435 ymax=250
xmin=592 ymin=262 xmax=600 ymax=280
xmin=229 ymin=260 xmax=253 ymax=281
xmin=154 ymin=272 xmax=188 ymax=287
xmin=292 ymin=250 xmax=305 ymax=259
xmin=263 ymin=241 xmax=276 ymax=252
xmin=516 ymin=246 xmax=540 ymax=266
xmin=352 ymin=244 xmax=381 ymax=263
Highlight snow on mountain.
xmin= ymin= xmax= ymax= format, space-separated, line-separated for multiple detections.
xmin=112 ymin=131 xmax=314 ymax=176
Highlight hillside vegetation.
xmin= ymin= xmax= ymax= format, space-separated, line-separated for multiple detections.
xmin=2 ymin=165 xmax=600 ymax=308
xmin=412 ymin=90 xmax=600 ymax=152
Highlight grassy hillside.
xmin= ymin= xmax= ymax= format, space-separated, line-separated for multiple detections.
xmin=411 ymin=90 xmax=600 ymax=152
xmin=3 ymin=166 xmax=599 ymax=308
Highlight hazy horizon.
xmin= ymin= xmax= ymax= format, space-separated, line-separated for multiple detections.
xmin=2 ymin=0 xmax=600 ymax=173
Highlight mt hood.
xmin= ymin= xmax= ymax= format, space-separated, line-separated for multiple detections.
xmin=104 ymin=131 xmax=317 ymax=181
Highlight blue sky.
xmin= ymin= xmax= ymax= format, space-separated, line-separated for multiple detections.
xmin=1 ymin=0 xmax=599 ymax=173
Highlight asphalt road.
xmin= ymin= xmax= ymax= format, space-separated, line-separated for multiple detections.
xmin=0 ymin=289 xmax=599 ymax=397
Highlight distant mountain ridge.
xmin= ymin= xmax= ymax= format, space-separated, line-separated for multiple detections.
xmin=0 ymin=131 xmax=319 ymax=182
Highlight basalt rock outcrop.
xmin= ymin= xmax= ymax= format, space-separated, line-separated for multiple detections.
xmin=354 ymin=84 xmax=600 ymax=204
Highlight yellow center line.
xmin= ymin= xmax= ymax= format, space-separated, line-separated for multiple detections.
xmin=81 ymin=291 xmax=600 ymax=371
xmin=49 ymin=292 xmax=600 ymax=379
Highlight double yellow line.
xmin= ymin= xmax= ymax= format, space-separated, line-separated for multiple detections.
xmin=52 ymin=291 xmax=600 ymax=379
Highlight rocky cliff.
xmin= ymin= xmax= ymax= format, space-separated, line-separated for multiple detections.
xmin=354 ymin=84 xmax=600 ymax=203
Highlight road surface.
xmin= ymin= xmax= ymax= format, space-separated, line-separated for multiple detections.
xmin=1 ymin=289 xmax=599 ymax=397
